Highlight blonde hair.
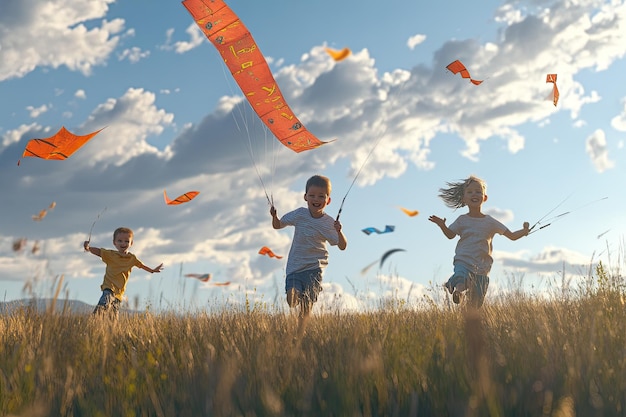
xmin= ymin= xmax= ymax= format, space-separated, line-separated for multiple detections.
xmin=113 ymin=227 xmax=133 ymax=240
xmin=438 ymin=176 xmax=486 ymax=209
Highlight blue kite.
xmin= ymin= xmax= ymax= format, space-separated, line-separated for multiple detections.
xmin=361 ymin=225 xmax=395 ymax=235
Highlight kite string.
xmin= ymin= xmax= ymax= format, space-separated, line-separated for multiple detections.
xmin=336 ymin=73 xmax=413 ymax=221
xmin=528 ymin=196 xmax=607 ymax=235
xmin=221 ymin=60 xmax=274 ymax=206
xmin=86 ymin=206 xmax=107 ymax=247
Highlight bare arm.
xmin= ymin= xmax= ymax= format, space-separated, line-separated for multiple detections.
xmin=270 ymin=206 xmax=284 ymax=230
xmin=428 ymin=215 xmax=457 ymax=239
xmin=504 ymin=222 xmax=530 ymax=241
xmin=139 ymin=262 xmax=164 ymax=274
xmin=335 ymin=220 xmax=347 ymax=250
xmin=83 ymin=241 xmax=101 ymax=257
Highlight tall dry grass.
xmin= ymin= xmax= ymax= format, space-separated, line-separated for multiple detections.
xmin=2 ymin=263 xmax=626 ymax=416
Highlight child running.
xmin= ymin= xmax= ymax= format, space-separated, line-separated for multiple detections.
xmin=84 ymin=227 xmax=163 ymax=317
xmin=270 ymin=175 xmax=347 ymax=337
xmin=428 ymin=175 xmax=529 ymax=308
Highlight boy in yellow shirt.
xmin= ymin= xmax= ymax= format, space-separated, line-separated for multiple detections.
xmin=84 ymin=227 xmax=163 ymax=317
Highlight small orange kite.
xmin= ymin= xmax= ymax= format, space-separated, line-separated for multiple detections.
xmin=546 ymin=74 xmax=559 ymax=106
xmin=258 ymin=246 xmax=283 ymax=259
xmin=19 ymin=126 xmax=104 ymax=165
xmin=164 ymin=190 xmax=200 ymax=205
xmin=398 ymin=207 xmax=419 ymax=217
xmin=324 ymin=47 xmax=351 ymax=62
xmin=32 ymin=201 xmax=56 ymax=221
xmin=446 ymin=60 xmax=483 ymax=85
xmin=185 ymin=273 xmax=231 ymax=286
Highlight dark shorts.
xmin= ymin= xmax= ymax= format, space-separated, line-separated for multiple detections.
xmin=286 ymin=268 xmax=323 ymax=303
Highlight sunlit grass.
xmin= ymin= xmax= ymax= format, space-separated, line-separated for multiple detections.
xmin=2 ymin=262 xmax=626 ymax=416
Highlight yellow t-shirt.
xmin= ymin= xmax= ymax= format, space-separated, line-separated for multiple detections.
xmin=100 ymin=249 xmax=142 ymax=300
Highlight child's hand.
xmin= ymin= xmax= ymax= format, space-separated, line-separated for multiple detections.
xmin=428 ymin=215 xmax=446 ymax=227
xmin=270 ymin=206 xmax=277 ymax=217
xmin=83 ymin=241 xmax=90 ymax=251
xmin=334 ymin=220 xmax=342 ymax=232
xmin=523 ymin=221 xmax=530 ymax=235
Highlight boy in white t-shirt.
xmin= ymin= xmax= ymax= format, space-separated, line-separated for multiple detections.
xmin=270 ymin=175 xmax=347 ymax=336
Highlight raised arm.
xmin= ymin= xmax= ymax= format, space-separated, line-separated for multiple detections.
xmin=428 ymin=215 xmax=457 ymax=239
xmin=270 ymin=206 xmax=283 ymax=230
xmin=504 ymin=222 xmax=530 ymax=241
xmin=83 ymin=241 xmax=101 ymax=257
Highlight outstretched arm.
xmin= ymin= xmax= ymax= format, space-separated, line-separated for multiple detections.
xmin=504 ymin=222 xmax=530 ymax=241
xmin=428 ymin=215 xmax=456 ymax=239
xmin=334 ymin=220 xmax=347 ymax=250
xmin=83 ymin=241 xmax=101 ymax=257
xmin=139 ymin=263 xmax=163 ymax=274
xmin=270 ymin=206 xmax=283 ymax=230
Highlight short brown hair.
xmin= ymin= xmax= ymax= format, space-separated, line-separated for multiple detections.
xmin=305 ymin=175 xmax=331 ymax=194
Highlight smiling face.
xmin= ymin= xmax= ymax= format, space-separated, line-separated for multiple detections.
xmin=462 ymin=180 xmax=487 ymax=212
xmin=113 ymin=231 xmax=133 ymax=254
xmin=304 ymin=185 xmax=331 ymax=218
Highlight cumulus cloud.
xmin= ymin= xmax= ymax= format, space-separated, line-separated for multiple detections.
xmin=407 ymin=34 xmax=426 ymax=50
xmin=586 ymin=129 xmax=615 ymax=173
xmin=118 ymin=47 xmax=150 ymax=63
xmin=26 ymin=104 xmax=49 ymax=118
xmin=611 ymin=98 xmax=626 ymax=132
xmin=162 ymin=25 xmax=204 ymax=54
xmin=0 ymin=0 xmax=123 ymax=81
xmin=1 ymin=0 xmax=626 ymax=310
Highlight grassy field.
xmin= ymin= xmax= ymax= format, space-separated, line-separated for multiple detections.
xmin=2 ymin=264 xmax=626 ymax=417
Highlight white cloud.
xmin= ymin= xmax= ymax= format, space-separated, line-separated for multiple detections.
xmin=611 ymin=98 xmax=626 ymax=131
xmin=26 ymin=104 xmax=50 ymax=118
xmin=0 ymin=0 xmax=123 ymax=81
xmin=162 ymin=25 xmax=205 ymax=54
xmin=75 ymin=89 xmax=87 ymax=99
xmin=118 ymin=47 xmax=150 ymax=63
xmin=585 ymin=129 xmax=615 ymax=173
xmin=407 ymin=34 xmax=426 ymax=50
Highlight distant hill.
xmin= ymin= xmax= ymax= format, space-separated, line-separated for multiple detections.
xmin=0 ymin=298 xmax=95 ymax=314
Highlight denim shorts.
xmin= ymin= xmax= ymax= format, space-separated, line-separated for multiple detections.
xmin=446 ymin=264 xmax=489 ymax=308
xmin=285 ymin=268 xmax=323 ymax=303
xmin=93 ymin=288 xmax=121 ymax=316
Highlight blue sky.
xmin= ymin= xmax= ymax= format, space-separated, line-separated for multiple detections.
xmin=1 ymin=0 xmax=625 ymax=312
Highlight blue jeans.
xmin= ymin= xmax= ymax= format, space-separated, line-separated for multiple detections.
xmin=93 ymin=289 xmax=121 ymax=317
xmin=286 ymin=268 xmax=323 ymax=303
xmin=446 ymin=264 xmax=489 ymax=308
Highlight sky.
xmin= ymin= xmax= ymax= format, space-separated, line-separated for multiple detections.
xmin=1 ymin=0 xmax=626 ymax=313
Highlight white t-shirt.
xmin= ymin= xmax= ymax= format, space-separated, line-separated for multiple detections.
xmin=280 ymin=207 xmax=340 ymax=275
xmin=448 ymin=214 xmax=509 ymax=275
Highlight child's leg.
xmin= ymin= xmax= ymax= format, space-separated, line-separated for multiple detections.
xmin=93 ymin=289 xmax=116 ymax=316
xmin=467 ymin=274 xmax=489 ymax=308
xmin=286 ymin=287 xmax=300 ymax=308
